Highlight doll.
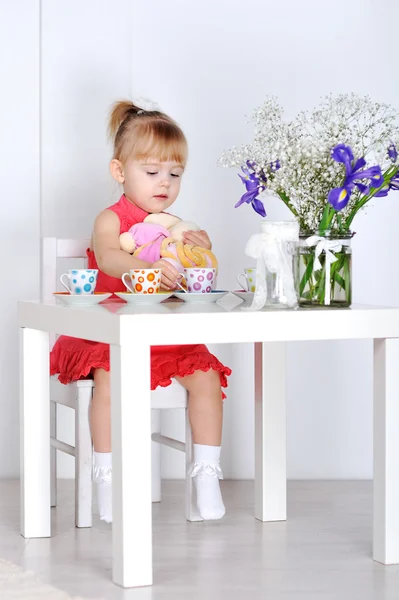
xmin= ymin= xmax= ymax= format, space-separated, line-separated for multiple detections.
xmin=119 ymin=213 xmax=218 ymax=270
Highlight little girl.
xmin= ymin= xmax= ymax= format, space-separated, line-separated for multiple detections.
xmin=50 ymin=100 xmax=232 ymax=523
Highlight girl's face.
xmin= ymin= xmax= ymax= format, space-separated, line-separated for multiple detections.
xmin=111 ymin=157 xmax=184 ymax=214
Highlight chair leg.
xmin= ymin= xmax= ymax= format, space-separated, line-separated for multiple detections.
xmin=75 ymin=384 xmax=93 ymax=528
xmin=50 ymin=401 xmax=57 ymax=508
xmin=151 ymin=410 xmax=161 ymax=503
xmin=185 ymin=403 xmax=203 ymax=522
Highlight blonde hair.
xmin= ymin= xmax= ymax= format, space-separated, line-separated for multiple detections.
xmin=108 ymin=100 xmax=188 ymax=166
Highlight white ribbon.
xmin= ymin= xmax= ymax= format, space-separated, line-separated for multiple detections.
xmin=133 ymin=96 xmax=161 ymax=112
xmin=244 ymin=222 xmax=299 ymax=311
xmin=188 ymin=462 xmax=223 ymax=480
xmin=305 ymin=235 xmax=342 ymax=306
xmin=93 ymin=466 xmax=112 ymax=484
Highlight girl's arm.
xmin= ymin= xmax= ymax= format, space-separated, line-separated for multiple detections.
xmin=93 ymin=209 xmax=151 ymax=278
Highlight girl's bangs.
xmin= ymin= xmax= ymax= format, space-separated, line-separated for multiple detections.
xmin=130 ymin=122 xmax=187 ymax=165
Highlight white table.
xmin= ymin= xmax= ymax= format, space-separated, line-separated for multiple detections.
xmin=18 ymin=297 xmax=399 ymax=588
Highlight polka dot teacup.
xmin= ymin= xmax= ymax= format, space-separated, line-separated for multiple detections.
xmin=60 ymin=269 xmax=98 ymax=295
xmin=180 ymin=268 xmax=217 ymax=294
xmin=122 ymin=268 xmax=161 ymax=294
xmin=237 ymin=268 xmax=256 ymax=293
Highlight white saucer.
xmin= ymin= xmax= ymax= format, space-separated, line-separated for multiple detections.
xmin=231 ymin=290 xmax=255 ymax=303
xmin=53 ymin=292 xmax=112 ymax=307
xmin=114 ymin=291 xmax=174 ymax=304
xmin=173 ymin=290 xmax=229 ymax=303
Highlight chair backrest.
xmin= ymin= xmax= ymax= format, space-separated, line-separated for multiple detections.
xmin=42 ymin=238 xmax=91 ymax=306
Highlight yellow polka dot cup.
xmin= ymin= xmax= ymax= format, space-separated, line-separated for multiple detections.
xmin=122 ymin=268 xmax=161 ymax=294
xmin=237 ymin=268 xmax=256 ymax=293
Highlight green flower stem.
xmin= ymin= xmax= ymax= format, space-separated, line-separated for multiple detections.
xmin=297 ymin=251 xmax=351 ymax=306
xmin=319 ymin=204 xmax=332 ymax=232
xmin=276 ymin=190 xmax=299 ymax=218
xmin=344 ymin=257 xmax=351 ymax=304
xmin=316 ymin=265 xmax=326 ymax=304
xmin=334 ymin=272 xmax=346 ymax=289
xmin=299 ymin=254 xmax=314 ymax=295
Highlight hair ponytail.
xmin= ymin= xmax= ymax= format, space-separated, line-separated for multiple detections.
xmin=107 ymin=98 xmax=188 ymax=166
xmin=108 ymin=100 xmax=141 ymax=141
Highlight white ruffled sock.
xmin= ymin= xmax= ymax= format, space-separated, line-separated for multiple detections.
xmin=189 ymin=444 xmax=225 ymax=521
xmin=93 ymin=451 xmax=112 ymax=523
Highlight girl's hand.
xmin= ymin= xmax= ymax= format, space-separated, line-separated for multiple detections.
xmin=182 ymin=230 xmax=212 ymax=250
xmin=152 ymin=259 xmax=181 ymax=291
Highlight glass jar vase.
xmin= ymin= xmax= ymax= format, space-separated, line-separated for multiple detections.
xmin=294 ymin=231 xmax=353 ymax=307
xmin=245 ymin=220 xmax=299 ymax=310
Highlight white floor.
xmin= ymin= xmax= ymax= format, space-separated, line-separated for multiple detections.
xmin=1 ymin=480 xmax=399 ymax=599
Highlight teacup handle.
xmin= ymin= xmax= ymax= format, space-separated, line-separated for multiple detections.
xmin=60 ymin=273 xmax=72 ymax=293
xmin=237 ymin=273 xmax=248 ymax=291
xmin=122 ymin=272 xmax=135 ymax=293
xmin=176 ymin=273 xmax=187 ymax=293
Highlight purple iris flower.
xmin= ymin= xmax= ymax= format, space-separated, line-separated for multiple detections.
xmin=391 ymin=172 xmax=399 ymax=190
xmin=236 ymin=161 xmax=267 ymax=217
xmin=328 ymin=144 xmax=384 ymax=211
xmin=375 ymin=170 xmax=399 ymax=196
xmin=374 ymin=186 xmax=389 ymax=198
xmin=270 ymin=159 xmax=281 ymax=172
xmin=243 ymin=160 xmax=268 ymax=181
xmin=388 ymin=142 xmax=398 ymax=163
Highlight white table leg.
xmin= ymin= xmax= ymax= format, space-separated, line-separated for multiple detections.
xmin=151 ymin=409 xmax=162 ymax=503
xmin=50 ymin=401 xmax=57 ymax=508
xmin=110 ymin=341 xmax=152 ymax=588
xmin=75 ymin=381 xmax=93 ymax=528
xmin=20 ymin=327 xmax=51 ymax=538
xmin=254 ymin=342 xmax=287 ymax=522
xmin=373 ymin=338 xmax=399 ymax=564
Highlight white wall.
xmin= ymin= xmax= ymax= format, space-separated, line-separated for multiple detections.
xmin=41 ymin=0 xmax=133 ymax=239
xmin=2 ymin=0 xmax=399 ymax=479
xmin=0 ymin=1 xmax=41 ymax=477
xmin=129 ymin=0 xmax=399 ymax=480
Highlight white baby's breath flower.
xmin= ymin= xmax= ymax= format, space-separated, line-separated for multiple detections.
xmin=219 ymin=93 xmax=399 ymax=232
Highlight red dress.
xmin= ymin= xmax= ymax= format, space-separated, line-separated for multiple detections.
xmin=50 ymin=195 xmax=232 ymax=394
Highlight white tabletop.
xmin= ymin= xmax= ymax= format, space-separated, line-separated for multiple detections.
xmin=18 ymin=294 xmax=399 ymax=346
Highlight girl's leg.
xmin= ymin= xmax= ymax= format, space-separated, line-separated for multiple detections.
xmin=176 ymin=369 xmax=223 ymax=445
xmin=175 ymin=369 xmax=225 ymax=520
xmin=90 ymin=367 xmax=225 ymax=522
xmin=90 ymin=368 xmax=112 ymax=522
xmin=90 ymin=368 xmax=111 ymax=452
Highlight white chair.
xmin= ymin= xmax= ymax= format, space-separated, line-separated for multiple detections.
xmin=42 ymin=237 xmax=201 ymax=528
